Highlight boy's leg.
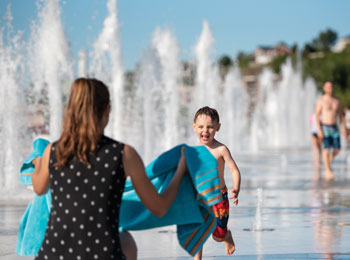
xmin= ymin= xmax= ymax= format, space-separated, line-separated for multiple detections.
xmin=194 ymin=248 xmax=203 ymax=260
xmin=223 ymin=230 xmax=235 ymax=255
xmin=212 ymin=234 xmax=224 ymax=242
xmin=212 ymin=187 xmax=235 ymax=255
xmin=212 ymin=230 xmax=236 ymax=256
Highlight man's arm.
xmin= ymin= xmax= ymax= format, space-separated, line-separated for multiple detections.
xmin=338 ymin=100 xmax=348 ymax=140
xmin=221 ymin=146 xmax=241 ymax=205
xmin=315 ymin=99 xmax=323 ymax=139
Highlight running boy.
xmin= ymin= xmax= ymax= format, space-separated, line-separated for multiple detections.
xmin=192 ymin=106 xmax=241 ymax=259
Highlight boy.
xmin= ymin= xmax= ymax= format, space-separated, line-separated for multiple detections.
xmin=192 ymin=106 xmax=241 ymax=259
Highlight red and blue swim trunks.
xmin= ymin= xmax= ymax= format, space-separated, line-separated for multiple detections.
xmin=212 ymin=186 xmax=229 ymax=239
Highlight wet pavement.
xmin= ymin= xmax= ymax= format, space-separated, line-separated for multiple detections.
xmin=1 ymin=148 xmax=350 ymax=259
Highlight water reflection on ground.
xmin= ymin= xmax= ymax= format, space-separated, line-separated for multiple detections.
xmin=1 ymin=149 xmax=349 ymax=259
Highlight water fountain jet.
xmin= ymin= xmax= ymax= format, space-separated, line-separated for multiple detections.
xmin=244 ymin=188 xmax=275 ymax=232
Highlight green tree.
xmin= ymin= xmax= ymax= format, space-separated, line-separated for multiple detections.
xmin=311 ymin=28 xmax=338 ymax=51
xmin=302 ymin=43 xmax=316 ymax=57
xmin=303 ymin=47 xmax=350 ymax=107
xmin=218 ymin=55 xmax=232 ymax=67
xmin=269 ymin=55 xmax=289 ymax=74
xmin=291 ymin=43 xmax=299 ymax=54
xmin=237 ymin=51 xmax=251 ymax=69
xmin=218 ymin=55 xmax=233 ymax=79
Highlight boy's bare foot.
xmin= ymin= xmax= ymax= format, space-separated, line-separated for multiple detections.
xmin=223 ymin=230 xmax=235 ymax=255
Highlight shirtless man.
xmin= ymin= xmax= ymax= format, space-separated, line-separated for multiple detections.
xmin=315 ymin=81 xmax=347 ymax=180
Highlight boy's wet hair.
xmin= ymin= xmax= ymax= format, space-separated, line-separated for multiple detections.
xmin=194 ymin=106 xmax=220 ymax=123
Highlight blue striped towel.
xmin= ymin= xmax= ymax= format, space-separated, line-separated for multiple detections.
xmin=120 ymin=144 xmax=223 ymax=255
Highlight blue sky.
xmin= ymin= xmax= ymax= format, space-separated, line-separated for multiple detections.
xmin=1 ymin=0 xmax=350 ymax=70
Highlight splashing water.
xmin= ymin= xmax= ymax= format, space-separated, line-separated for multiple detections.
xmin=89 ymin=0 xmax=124 ymax=141
xmin=128 ymin=27 xmax=181 ymax=163
xmin=219 ymin=65 xmax=250 ymax=153
xmin=192 ymin=20 xmax=221 ymax=111
xmin=29 ymin=0 xmax=73 ymax=141
xmin=152 ymin=28 xmax=181 ymax=151
xmin=0 ymin=6 xmax=25 ymax=192
xmin=0 ymin=0 xmax=319 ymax=196
xmin=250 ymin=58 xmax=318 ymax=151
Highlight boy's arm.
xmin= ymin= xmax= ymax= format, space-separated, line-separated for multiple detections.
xmin=222 ymin=146 xmax=241 ymax=205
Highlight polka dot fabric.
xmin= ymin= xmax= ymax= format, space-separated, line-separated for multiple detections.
xmin=35 ymin=136 xmax=126 ymax=260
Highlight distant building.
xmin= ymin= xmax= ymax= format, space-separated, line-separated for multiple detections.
xmin=254 ymin=44 xmax=291 ymax=65
xmin=332 ymin=37 xmax=350 ymax=53
xmin=274 ymin=43 xmax=292 ymax=56
xmin=254 ymin=46 xmax=274 ymax=64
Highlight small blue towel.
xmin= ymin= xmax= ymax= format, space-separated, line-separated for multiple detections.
xmin=16 ymin=138 xmax=51 ymax=255
xmin=19 ymin=138 xmax=50 ymax=186
xmin=16 ymin=192 xmax=51 ymax=255
xmin=16 ymin=141 xmax=223 ymax=256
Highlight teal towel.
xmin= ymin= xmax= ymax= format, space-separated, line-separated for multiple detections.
xmin=17 ymin=141 xmax=223 ymax=257
xmin=19 ymin=138 xmax=50 ymax=186
xmin=16 ymin=138 xmax=51 ymax=255
xmin=16 ymin=192 xmax=51 ymax=256
xmin=120 ymin=144 xmax=222 ymax=256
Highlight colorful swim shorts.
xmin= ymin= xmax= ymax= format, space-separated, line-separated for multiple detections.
xmin=322 ymin=124 xmax=340 ymax=149
xmin=212 ymin=186 xmax=229 ymax=239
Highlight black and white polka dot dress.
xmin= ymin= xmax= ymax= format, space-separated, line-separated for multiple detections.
xmin=35 ymin=135 xmax=126 ymax=260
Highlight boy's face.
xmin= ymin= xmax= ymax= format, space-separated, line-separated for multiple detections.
xmin=192 ymin=114 xmax=220 ymax=145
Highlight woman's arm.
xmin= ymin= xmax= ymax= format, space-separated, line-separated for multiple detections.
xmin=122 ymin=145 xmax=187 ymax=217
xmin=32 ymin=143 xmax=52 ymax=195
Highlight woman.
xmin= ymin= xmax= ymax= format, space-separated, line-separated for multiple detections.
xmin=310 ymin=112 xmax=322 ymax=166
xmin=32 ymin=78 xmax=187 ymax=260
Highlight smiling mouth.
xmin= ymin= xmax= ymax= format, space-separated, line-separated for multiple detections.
xmin=201 ymin=134 xmax=209 ymax=141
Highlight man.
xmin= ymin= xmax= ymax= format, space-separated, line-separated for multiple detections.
xmin=315 ymin=81 xmax=347 ymax=180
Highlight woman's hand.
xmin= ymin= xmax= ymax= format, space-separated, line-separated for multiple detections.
xmin=32 ymin=157 xmax=42 ymax=167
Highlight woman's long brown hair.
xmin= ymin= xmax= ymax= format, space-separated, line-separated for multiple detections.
xmin=54 ymin=78 xmax=110 ymax=167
